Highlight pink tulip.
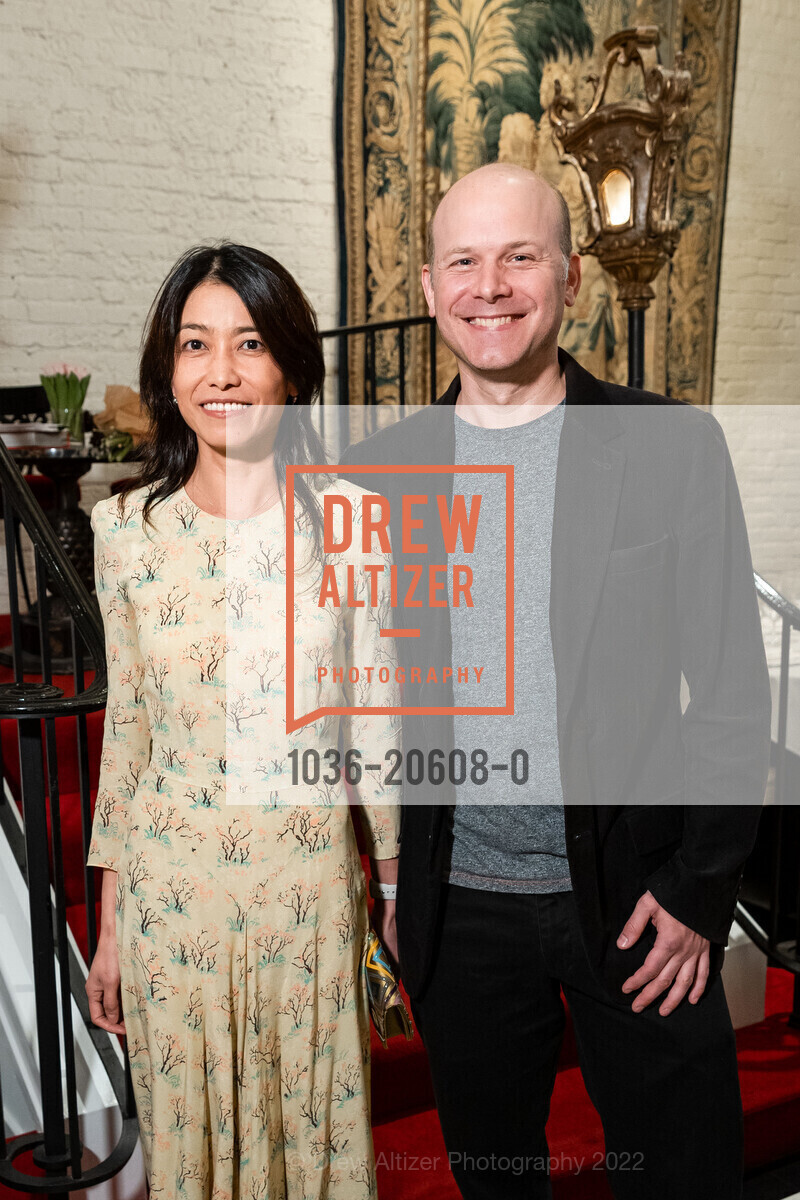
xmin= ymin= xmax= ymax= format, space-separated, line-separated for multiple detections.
xmin=41 ymin=362 xmax=90 ymax=379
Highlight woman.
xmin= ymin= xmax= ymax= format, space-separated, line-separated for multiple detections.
xmin=85 ymin=243 xmax=401 ymax=1199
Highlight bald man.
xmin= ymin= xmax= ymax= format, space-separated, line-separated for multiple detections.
xmin=341 ymin=165 xmax=770 ymax=1200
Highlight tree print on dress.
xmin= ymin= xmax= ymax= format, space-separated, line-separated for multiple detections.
xmin=87 ymin=483 xmax=400 ymax=1199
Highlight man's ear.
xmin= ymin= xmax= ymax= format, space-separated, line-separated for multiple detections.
xmin=564 ymin=253 xmax=582 ymax=309
xmin=421 ymin=265 xmax=436 ymax=317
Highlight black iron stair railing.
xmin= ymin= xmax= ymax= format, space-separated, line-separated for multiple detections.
xmin=317 ymin=313 xmax=437 ymax=449
xmin=0 ymin=435 xmax=138 ymax=1193
xmin=318 ymin=313 xmax=438 ymax=407
xmin=735 ymin=574 xmax=800 ymax=1026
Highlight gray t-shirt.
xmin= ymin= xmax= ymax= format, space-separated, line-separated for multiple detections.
xmin=445 ymin=400 xmax=572 ymax=893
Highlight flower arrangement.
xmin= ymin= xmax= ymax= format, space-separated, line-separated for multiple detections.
xmin=40 ymin=362 xmax=91 ymax=441
xmin=95 ymin=428 xmax=135 ymax=462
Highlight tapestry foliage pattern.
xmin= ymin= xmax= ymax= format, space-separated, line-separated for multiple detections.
xmin=338 ymin=0 xmax=739 ymax=403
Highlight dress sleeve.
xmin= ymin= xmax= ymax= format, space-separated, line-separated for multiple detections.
xmin=86 ymin=501 xmax=152 ymax=872
xmin=340 ymin=497 xmax=402 ymax=861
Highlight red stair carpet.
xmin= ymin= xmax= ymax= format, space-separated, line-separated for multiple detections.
xmin=1 ymin=614 xmax=799 ymax=1199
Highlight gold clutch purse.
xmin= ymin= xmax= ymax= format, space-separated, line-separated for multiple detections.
xmin=363 ymin=928 xmax=414 ymax=1048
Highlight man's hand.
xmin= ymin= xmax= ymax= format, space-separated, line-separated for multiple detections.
xmin=617 ymin=890 xmax=710 ymax=1016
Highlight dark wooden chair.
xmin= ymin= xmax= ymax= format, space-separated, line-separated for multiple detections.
xmin=0 ymin=385 xmax=59 ymax=609
xmin=0 ymin=384 xmax=51 ymax=424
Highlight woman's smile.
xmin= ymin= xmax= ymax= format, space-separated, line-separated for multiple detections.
xmin=199 ymin=399 xmax=252 ymax=415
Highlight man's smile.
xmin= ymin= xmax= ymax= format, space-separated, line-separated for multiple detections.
xmin=464 ymin=314 xmax=525 ymax=328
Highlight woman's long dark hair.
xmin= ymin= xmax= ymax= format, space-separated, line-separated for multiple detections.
xmin=118 ymin=242 xmax=327 ymax=548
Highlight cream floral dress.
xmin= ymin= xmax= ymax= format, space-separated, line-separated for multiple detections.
xmin=87 ymin=480 xmax=401 ymax=1200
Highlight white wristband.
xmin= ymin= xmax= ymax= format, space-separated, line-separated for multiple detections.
xmin=368 ymin=878 xmax=397 ymax=901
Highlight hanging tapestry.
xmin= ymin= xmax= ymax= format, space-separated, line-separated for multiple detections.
xmin=336 ymin=0 xmax=740 ymax=403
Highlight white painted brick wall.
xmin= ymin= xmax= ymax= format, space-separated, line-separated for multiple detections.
xmin=713 ymin=0 xmax=800 ymax=602
xmin=713 ymin=0 xmax=800 ymax=407
xmin=714 ymin=406 xmax=800 ymax=608
xmin=0 ymin=0 xmax=339 ymax=405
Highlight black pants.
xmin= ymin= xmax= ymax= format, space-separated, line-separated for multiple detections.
xmin=410 ymin=885 xmax=743 ymax=1200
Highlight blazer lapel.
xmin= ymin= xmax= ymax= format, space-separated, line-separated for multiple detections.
xmin=550 ymin=353 xmax=625 ymax=740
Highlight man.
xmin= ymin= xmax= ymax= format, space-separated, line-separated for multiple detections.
xmin=341 ymin=164 xmax=771 ymax=1199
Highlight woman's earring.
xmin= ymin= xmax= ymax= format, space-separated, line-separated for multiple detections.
xmin=172 ymin=395 xmax=179 ymax=404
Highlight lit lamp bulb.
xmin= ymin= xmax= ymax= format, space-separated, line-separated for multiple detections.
xmin=599 ymin=168 xmax=633 ymax=229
